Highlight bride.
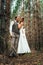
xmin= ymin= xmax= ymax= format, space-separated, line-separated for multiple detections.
xmin=17 ymin=18 xmax=31 ymax=54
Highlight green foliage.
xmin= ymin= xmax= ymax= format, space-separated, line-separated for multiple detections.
xmin=13 ymin=0 xmax=21 ymax=16
xmin=24 ymin=0 xmax=29 ymax=9
xmin=40 ymin=0 xmax=43 ymax=15
xmin=37 ymin=62 xmax=41 ymax=65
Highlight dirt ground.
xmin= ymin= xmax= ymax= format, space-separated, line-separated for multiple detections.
xmin=0 ymin=51 xmax=43 ymax=65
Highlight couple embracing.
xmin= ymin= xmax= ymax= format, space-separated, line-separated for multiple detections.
xmin=9 ymin=16 xmax=31 ymax=57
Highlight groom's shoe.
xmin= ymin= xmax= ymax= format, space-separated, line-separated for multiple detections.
xmin=12 ymin=52 xmax=18 ymax=58
xmin=9 ymin=51 xmax=18 ymax=58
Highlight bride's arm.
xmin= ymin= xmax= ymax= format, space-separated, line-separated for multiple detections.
xmin=18 ymin=22 xmax=23 ymax=29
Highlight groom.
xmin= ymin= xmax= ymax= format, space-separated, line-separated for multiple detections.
xmin=10 ymin=16 xmax=21 ymax=57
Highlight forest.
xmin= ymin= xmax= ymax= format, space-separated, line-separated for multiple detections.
xmin=0 ymin=0 xmax=43 ymax=65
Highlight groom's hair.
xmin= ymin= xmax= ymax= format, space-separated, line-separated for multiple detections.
xmin=15 ymin=16 xmax=17 ymax=20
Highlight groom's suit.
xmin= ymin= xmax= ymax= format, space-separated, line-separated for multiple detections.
xmin=9 ymin=21 xmax=20 ymax=57
xmin=12 ymin=21 xmax=20 ymax=52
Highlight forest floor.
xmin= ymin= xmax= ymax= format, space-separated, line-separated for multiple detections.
xmin=0 ymin=50 xmax=43 ymax=65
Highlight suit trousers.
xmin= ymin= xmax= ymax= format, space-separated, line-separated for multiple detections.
xmin=10 ymin=33 xmax=19 ymax=53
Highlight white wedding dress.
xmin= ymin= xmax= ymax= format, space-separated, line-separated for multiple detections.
xmin=17 ymin=26 xmax=31 ymax=54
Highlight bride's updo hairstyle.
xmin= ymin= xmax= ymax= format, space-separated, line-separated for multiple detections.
xmin=20 ymin=17 xmax=24 ymax=23
xmin=21 ymin=17 xmax=24 ymax=22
